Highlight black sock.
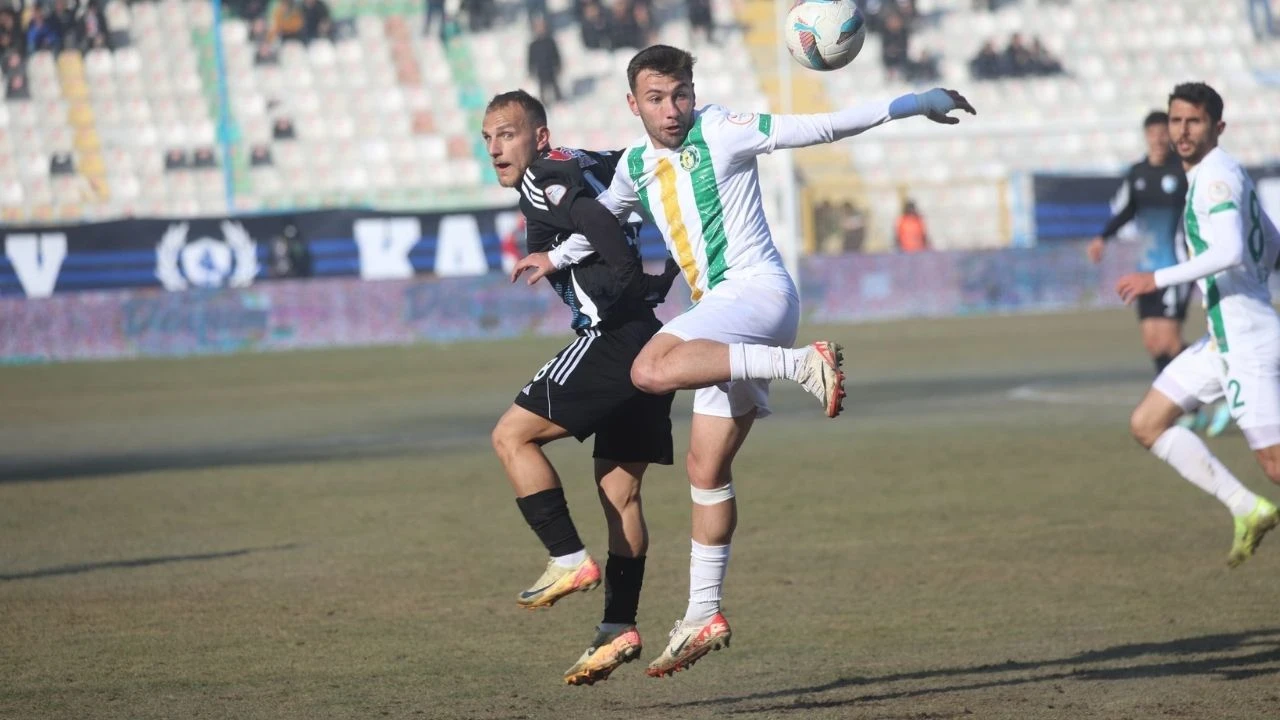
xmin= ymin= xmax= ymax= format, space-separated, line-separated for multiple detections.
xmin=1154 ymin=353 xmax=1175 ymax=374
xmin=602 ymin=553 xmax=646 ymax=625
xmin=515 ymin=488 xmax=584 ymax=558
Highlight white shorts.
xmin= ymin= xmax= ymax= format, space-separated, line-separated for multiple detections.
xmin=659 ymin=273 xmax=800 ymax=419
xmin=1154 ymin=334 xmax=1280 ymax=450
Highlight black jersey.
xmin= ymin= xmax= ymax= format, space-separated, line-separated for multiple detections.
xmin=519 ymin=147 xmax=650 ymax=331
xmin=1099 ymin=155 xmax=1188 ymax=272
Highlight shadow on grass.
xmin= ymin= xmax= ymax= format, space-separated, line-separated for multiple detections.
xmin=0 ymin=543 xmax=299 ymax=581
xmin=644 ymin=628 xmax=1280 ymax=715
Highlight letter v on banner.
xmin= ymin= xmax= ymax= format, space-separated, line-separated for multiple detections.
xmin=354 ymin=218 xmax=421 ymax=280
xmin=5 ymin=233 xmax=68 ymax=298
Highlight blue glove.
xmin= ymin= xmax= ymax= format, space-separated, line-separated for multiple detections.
xmin=889 ymin=88 xmax=957 ymax=119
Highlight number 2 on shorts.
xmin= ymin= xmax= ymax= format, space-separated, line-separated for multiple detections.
xmin=1227 ymin=379 xmax=1245 ymax=410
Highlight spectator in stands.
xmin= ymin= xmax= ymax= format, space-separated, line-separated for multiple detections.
xmin=527 ymin=16 xmax=562 ymax=104
xmin=2 ymin=50 xmax=22 ymax=76
xmin=301 ymin=0 xmax=331 ymax=43
xmin=579 ymin=0 xmax=609 ymax=50
xmin=269 ymin=225 xmax=311 ymax=278
xmin=424 ymin=0 xmax=447 ymax=40
xmin=1028 ymin=36 xmax=1063 ymax=76
xmin=193 ymin=148 xmax=218 ymax=168
xmin=50 ymin=151 xmax=75 ymax=175
xmin=0 ymin=8 xmax=22 ymax=57
xmin=840 ymin=202 xmax=866 ymax=253
xmin=52 ymin=0 xmax=78 ymax=44
xmin=465 ymin=0 xmax=496 ymax=32
xmin=26 ymin=7 xmax=62 ymax=53
xmin=250 ymin=144 xmax=273 ymax=166
xmin=969 ymin=39 xmax=1000 ymax=80
xmin=1248 ymin=0 xmax=1277 ymax=40
xmin=271 ymin=0 xmax=306 ymax=43
xmin=609 ymin=0 xmax=645 ymax=51
xmin=254 ymin=38 xmax=279 ymax=64
xmin=879 ymin=11 xmax=910 ymax=80
xmin=904 ymin=50 xmax=940 ymax=82
xmin=526 ymin=0 xmax=547 ymax=26
xmin=689 ymin=0 xmax=713 ymax=43
xmin=164 ymin=149 xmax=189 ymax=171
xmin=250 ymin=17 xmax=269 ymax=43
xmin=231 ymin=0 xmax=269 ymax=21
xmin=273 ymin=117 xmax=296 ymax=139
xmin=1003 ymin=33 xmax=1035 ymax=77
xmin=5 ymin=70 xmax=28 ymax=99
xmin=895 ymin=200 xmax=929 ymax=253
xmin=77 ymin=0 xmax=109 ymax=51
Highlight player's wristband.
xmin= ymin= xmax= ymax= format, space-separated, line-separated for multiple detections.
xmin=888 ymin=94 xmax=921 ymax=119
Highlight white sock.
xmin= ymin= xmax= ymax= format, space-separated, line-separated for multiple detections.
xmin=684 ymin=540 xmax=730 ymax=624
xmin=553 ymin=549 xmax=587 ymax=568
xmin=729 ymin=344 xmax=808 ymax=381
xmin=1151 ymin=426 xmax=1259 ymax=517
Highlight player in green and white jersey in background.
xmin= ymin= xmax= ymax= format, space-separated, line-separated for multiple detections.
xmin=513 ymin=44 xmax=975 ymax=677
xmin=1119 ymin=82 xmax=1280 ymax=569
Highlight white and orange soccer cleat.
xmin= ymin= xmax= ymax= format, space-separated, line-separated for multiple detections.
xmin=646 ymin=612 xmax=732 ymax=678
xmin=796 ymin=341 xmax=846 ymax=418
xmin=516 ymin=556 xmax=601 ymax=609
xmin=564 ymin=625 xmax=643 ymax=686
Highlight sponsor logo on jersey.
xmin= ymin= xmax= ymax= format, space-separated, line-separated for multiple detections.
xmin=1162 ymin=174 xmax=1179 ymax=194
xmin=679 ymin=145 xmax=702 ymax=171
xmin=545 ymin=148 xmax=580 ymax=162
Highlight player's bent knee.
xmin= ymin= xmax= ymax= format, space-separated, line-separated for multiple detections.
xmin=630 ymin=358 xmax=667 ymax=395
xmin=1129 ymin=407 xmax=1165 ymax=449
xmin=691 ymin=482 xmax=734 ymax=506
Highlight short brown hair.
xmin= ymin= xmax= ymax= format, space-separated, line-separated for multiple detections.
xmin=485 ymin=89 xmax=548 ymax=130
xmin=626 ymin=45 xmax=696 ymax=92
xmin=1169 ymin=82 xmax=1224 ymax=125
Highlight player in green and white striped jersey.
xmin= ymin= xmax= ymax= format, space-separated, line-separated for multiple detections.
xmin=1120 ymin=82 xmax=1280 ymax=569
xmin=543 ymin=45 xmax=974 ymax=677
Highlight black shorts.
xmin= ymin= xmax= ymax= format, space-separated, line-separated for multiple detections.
xmin=1135 ymin=284 xmax=1190 ymax=321
xmin=514 ymin=315 xmax=674 ymax=465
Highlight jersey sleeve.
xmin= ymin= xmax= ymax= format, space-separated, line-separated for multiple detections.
xmin=698 ymin=105 xmax=779 ymax=163
xmin=596 ymin=162 xmax=640 ymax=221
xmin=1153 ymin=164 xmax=1246 ymax=288
xmin=520 ymin=159 xmax=590 ymax=231
xmin=1098 ymin=165 xmax=1139 ymax=240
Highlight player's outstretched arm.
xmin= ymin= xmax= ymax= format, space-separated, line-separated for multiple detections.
xmin=769 ymin=89 xmax=976 ymax=151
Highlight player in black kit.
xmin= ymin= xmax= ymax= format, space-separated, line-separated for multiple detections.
xmin=482 ymin=90 xmax=680 ymax=686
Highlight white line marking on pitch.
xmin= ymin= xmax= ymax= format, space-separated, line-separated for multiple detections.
xmin=1007 ymin=384 xmax=1135 ymax=407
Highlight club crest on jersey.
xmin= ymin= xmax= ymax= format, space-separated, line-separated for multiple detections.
xmin=1161 ymin=175 xmax=1178 ymax=194
xmin=679 ymin=145 xmax=702 ymax=171
xmin=727 ymin=112 xmax=757 ymax=126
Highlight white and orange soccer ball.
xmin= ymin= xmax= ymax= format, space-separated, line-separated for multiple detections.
xmin=784 ymin=0 xmax=867 ymax=71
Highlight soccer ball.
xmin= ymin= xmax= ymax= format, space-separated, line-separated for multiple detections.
xmin=784 ymin=0 xmax=867 ymax=71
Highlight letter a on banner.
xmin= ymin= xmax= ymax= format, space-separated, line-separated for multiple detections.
xmin=354 ymin=218 xmax=421 ymax=280
xmin=6 ymin=233 xmax=67 ymax=298
xmin=435 ymin=215 xmax=490 ymax=277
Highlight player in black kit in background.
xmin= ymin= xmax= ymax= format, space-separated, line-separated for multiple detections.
xmin=482 ymin=90 xmax=681 ymax=686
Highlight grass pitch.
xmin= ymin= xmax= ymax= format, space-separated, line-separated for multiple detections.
xmin=2 ymin=308 xmax=1278 ymax=719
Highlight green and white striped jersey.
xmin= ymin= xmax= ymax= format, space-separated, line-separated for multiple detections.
xmin=601 ymin=105 xmax=792 ymax=303
xmin=1182 ymin=147 xmax=1280 ymax=352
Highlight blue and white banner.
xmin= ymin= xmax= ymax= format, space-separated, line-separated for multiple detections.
xmin=0 ymin=207 xmax=670 ymax=298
